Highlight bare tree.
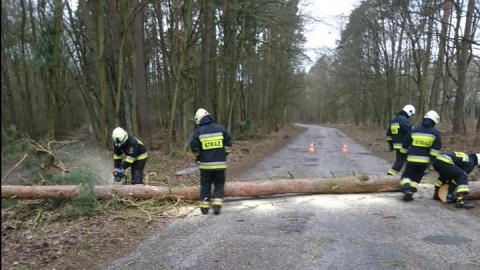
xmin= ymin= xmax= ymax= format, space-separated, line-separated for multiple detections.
xmin=20 ymin=0 xmax=35 ymax=137
xmin=475 ymin=113 xmax=480 ymax=147
xmin=452 ymin=0 xmax=475 ymax=134
xmin=132 ymin=0 xmax=151 ymax=143
xmin=430 ymin=0 xmax=451 ymax=112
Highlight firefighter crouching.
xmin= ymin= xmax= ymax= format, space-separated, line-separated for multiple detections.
xmin=111 ymin=127 xmax=148 ymax=185
xmin=432 ymin=152 xmax=479 ymax=209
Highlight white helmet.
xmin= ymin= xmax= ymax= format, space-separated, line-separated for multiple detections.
xmin=475 ymin=154 xmax=480 ymax=166
xmin=424 ymin=110 xmax=440 ymax=124
xmin=112 ymin=127 xmax=128 ymax=147
xmin=194 ymin=108 xmax=210 ymax=125
xmin=402 ymin=104 xmax=416 ymax=117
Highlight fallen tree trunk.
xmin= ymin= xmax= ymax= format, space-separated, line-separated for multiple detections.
xmin=2 ymin=176 xmax=479 ymax=200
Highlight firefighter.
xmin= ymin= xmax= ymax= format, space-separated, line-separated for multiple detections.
xmin=111 ymin=127 xmax=148 ymax=185
xmin=386 ymin=104 xmax=416 ymax=176
xmin=432 ymin=151 xmax=479 ymax=209
xmin=399 ymin=110 xmax=442 ymax=201
xmin=189 ymin=108 xmax=232 ymax=215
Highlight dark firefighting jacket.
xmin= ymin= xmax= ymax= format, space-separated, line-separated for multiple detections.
xmin=386 ymin=111 xmax=413 ymax=150
xmin=113 ymin=135 xmax=148 ymax=169
xmin=400 ymin=118 xmax=441 ymax=164
xmin=433 ymin=151 xmax=476 ymax=194
xmin=435 ymin=151 xmax=476 ymax=174
xmin=189 ymin=115 xmax=232 ymax=170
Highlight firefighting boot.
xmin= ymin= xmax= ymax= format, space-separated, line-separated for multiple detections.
xmin=212 ymin=198 xmax=223 ymax=215
xmin=455 ymin=196 xmax=475 ymax=209
xmin=212 ymin=206 xmax=221 ymax=215
xmin=403 ymin=190 xmax=414 ymax=202
xmin=199 ymin=201 xmax=210 ymax=215
xmin=387 ymin=169 xmax=398 ymax=176
xmin=401 ymin=184 xmax=414 ymax=201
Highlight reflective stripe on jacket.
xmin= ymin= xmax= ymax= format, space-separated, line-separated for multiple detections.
xmin=434 ymin=151 xmax=476 ymax=174
xmin=386 ymin=111 xmax=412 ymax=149
xmin=113 ymin=135 xmax=148 ymax=169
xmin=400 ymin=118 xmax=441 ymax=164
xmin=190 ymin=116 xmax=232 ymax=170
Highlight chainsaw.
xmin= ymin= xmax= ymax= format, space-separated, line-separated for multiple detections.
xmin=113 ymin=169 xmax=128 ymax=185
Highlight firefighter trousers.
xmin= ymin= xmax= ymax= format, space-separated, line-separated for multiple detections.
xmin=432 ymin=160 xmax=469 ymax=195
xmin=400 ymin=162 xmax=429 ymax=192
xmin=389 ymin=149 xmax=406 ymax=175
xmin=131 ymin=159 xmax=147 ymax=185
xmin=199 ymin=170 xmax=226 ymax=202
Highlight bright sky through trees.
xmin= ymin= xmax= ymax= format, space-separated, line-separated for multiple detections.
xmin=300 ymin=0 xmax=360 ymax=70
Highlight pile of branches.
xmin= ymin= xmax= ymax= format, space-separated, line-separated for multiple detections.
xmin=2 ymin=139 xmax=76 ymax=184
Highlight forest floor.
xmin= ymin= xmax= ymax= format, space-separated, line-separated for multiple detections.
xmin=1 ymin=123 xmax=479 ymax=270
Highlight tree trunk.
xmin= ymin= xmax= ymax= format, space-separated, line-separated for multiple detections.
xmin=45 ymin=0 xmax=63 ymax=140
xmin=133 ymin=0 xmax=151 ymax=143
xmin=181 ymin=0 xmax=194 ymax=144
xmin=153 ymin=2 xmax=173 ymax=130
xmin=423 ymin=2 xmax=434 ymax=108
xmin=3 ymin=177 xmax=480 ymax=201
xmin=107 ymin=0 xmax=121 ymax=127
xmin=474 ymin=114 xmax=480 ymax=147
xmin=197 ymin=0 xmax=215 ymax=109
xmin=452 ymin=0 xmax=474 ymax=135
xmin=1 ymin=5 xmax=17 ymax=128
xmin=97 ymin=1 xmax=109 ymax=148
xmin=20 ymin=0 xmax=35 ymax=137
xmin=430 ymin=0 xmax=451 ymax=112
xmin=166 ymin=0 xmax=183 ymax=151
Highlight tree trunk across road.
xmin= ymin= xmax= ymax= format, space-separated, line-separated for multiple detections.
xmin=2 ymin=177 xmax=479 ymax=200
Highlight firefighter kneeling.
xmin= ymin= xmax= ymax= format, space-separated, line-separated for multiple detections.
xmin=432 ymin=151 xmax=479 ymax=209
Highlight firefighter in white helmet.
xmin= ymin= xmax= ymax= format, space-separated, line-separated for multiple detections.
xmin=399 ymin=110 xmax=442 ymax=202
xmin=386 ymin=104 xmax=416 ymax=176
xmin=432 ymin=152 xmax=479 ymax=209
xmin=189 ymin=108 xmax=232 ymax=215
xmin=111 ymin=127 xmax=148 ymax=185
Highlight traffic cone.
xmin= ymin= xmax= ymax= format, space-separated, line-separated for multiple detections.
xmin=341 ymin=143 xmax=348 ymax=154
xmin=308 ymin=141 xmax=315 ymax=154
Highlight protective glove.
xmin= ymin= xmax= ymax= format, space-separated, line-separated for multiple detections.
xmin=195 ymin=157 xmax=200 ymax=165
xmin=388 ymin=142 xmax=394 ymax=152
xmin=446 ymin=193 xmax=455 ymax=203
xmin=113 ymin=168 xmax=124 ymax=177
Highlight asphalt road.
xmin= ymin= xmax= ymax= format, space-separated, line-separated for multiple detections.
xmin=102 ymin=124 xmax=480 ymax=270
xmin=238 ymin=124 xmax=392 ymax=180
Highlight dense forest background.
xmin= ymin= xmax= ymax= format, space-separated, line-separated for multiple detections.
xmin=1 ymin=0 xmax=479 ymax=151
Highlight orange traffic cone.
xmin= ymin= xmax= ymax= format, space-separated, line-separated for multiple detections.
xmin=341 ymin=143 xmax=348 ymax=154
xmin=308 ymin=141 xmax=315 ymax=154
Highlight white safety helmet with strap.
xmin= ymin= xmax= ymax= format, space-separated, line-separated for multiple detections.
xmin=112 ymin=127 xmax=128 ymax=147
xmin=194 ymin=108 xmax=210 ymax=125
xmin=402 ymin=104 xmax=416 ymax=117
xmin=424 ymin=110 xmax=440 ymax=124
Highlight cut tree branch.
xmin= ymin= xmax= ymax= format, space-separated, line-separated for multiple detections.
xmin=1 ymin=154 xmax=28 ymax=183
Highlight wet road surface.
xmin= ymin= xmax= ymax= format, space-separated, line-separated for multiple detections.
xmin=102 ymin=124 xmax=480 ymax=270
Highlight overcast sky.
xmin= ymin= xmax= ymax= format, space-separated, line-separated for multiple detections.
xmin=299 ymin=0 xmax=361 ymax=70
